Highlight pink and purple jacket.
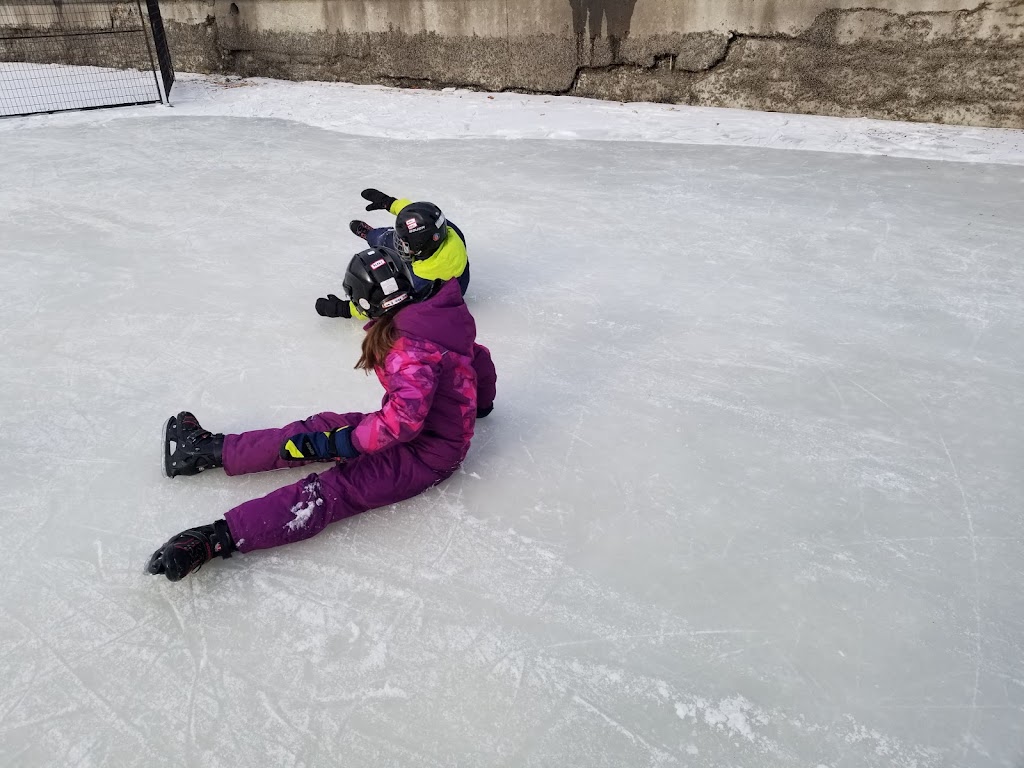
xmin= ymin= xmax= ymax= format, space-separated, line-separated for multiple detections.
xmin=351 ymin=279 xmax=496 ymax=473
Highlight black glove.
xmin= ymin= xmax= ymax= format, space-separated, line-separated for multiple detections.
xmin=361 ymin=188 xmax=397 ymax=212
xmin=315 ymin=294 xmax=351 ymax=318
xmin=476 ymin=405 xmax=493 ymax=419
xmin=280 ymin=426 xmax=359 ymax=461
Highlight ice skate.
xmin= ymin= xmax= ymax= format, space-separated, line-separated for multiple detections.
xmin=164 ymin=411 xmax=224 ymax=478
xmin=146 ymin=521 xmax=234 ymax=582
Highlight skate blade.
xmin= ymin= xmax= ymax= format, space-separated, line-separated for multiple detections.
xmin=162 ymin=414 xmax=177 ymax=479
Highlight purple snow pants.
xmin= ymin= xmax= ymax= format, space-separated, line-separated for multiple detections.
xmin=220 ymin=411 xmax=445 ymax=553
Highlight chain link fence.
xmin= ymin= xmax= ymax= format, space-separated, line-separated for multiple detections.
xmin=1 ymin=0 xmax=173 ymax=117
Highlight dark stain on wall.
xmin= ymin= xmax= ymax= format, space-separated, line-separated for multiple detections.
xmin=568 ymin=0 xmax=639 ymax=61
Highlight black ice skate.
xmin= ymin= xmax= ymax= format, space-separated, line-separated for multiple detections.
xmin=164 ymin=411 xmax=224 ymax=478
xmin=349 ymin=220 xmax=373 ymax=240
xmin=147 ymin=520 xmax=235 ymax=582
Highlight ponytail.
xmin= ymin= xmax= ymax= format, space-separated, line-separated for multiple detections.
xmin=355 ymin=310 xmax=399 ymax=371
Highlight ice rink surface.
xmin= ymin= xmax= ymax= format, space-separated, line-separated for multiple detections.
xmin=1 ymin=85 xmax=1023 ymax=767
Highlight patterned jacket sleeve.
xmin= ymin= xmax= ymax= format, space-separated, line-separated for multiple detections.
xmin=351 ymin=338 xmax=444 ymax=453
xmin=472 ymin=343 xmax=496 ymax=411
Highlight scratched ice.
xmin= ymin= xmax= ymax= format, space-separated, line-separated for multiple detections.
xmin=0 ymin=82 xmax=1022 ymax=768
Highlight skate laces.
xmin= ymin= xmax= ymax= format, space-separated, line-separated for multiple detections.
xmin=179 ymin=412 xmax=201 ymax=429
xmin=172 ymin=531 xmax=213 ymax=574
xmin=178 ymin=415 xmax=211 ymax=447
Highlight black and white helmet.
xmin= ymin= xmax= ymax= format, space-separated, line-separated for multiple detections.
xmin=342 ymin=247 xmax=416 ymax=318
xmin=394 ymin=202 xmax=448 ymax=261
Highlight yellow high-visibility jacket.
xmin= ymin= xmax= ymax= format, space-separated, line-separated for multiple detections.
xmin=388 ymin=197 xmax=468 ymax=285
xmin=349 ymin=197 xmax=469 ymax=319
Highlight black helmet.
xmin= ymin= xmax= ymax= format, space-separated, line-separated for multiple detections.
xmin=342 ymin=247 xmax=415 ymax=318
xmin=394 ymin=202 xmax=448 ymax=261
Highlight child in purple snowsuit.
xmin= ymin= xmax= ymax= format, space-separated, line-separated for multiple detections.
xmin=147 ymin=246 xmax=497 ymax=582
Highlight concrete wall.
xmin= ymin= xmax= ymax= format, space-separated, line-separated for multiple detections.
xmin=0 ymin=1 xmax=160 ymax=70
xmin=5 ymin=0 xmax=1024 ymax=126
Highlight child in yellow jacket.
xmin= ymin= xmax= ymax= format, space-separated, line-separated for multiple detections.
xmin=316 ymin=189 xmax=470 ymax=319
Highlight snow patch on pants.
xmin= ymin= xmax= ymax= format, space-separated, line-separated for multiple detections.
xmin=286 ymin=477 xmax=325 ymax=532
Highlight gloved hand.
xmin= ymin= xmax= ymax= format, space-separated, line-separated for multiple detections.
xmin=361 ymin=188 xmax=397 ymax=212
xmin=476 ymin=404 xmax=493 ymax=419
xmin=315 ymin=294 xmax=351 ymax=318
xmin=280 ymin=426 xmax=359 ymax=461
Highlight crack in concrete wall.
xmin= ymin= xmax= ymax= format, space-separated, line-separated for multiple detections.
xmin=562 ymin=2 xmax=1024 ymax=126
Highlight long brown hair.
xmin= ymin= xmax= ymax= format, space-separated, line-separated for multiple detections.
xmin=355 ymin=310 xmax=399 ymax=371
